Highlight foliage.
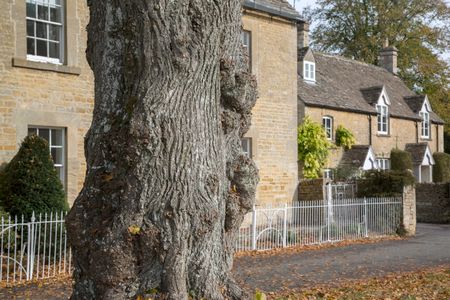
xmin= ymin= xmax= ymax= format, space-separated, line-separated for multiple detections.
xmin=0 ymin=135 xmax=68 ymax=220
xmin=390 ymin=149 xmax=413 ymax=171
xmin=335 ymin=125 xmax=356 ymax=149
xmin=332 ymin=165 xmax=361 ymax=181
xmin=304 ymin=0 xmax=450 ymax=152
xmin=298 ymin=116 xmax=331 ymax=179
xmin=433 ymin=152 xmax=450 ymax=183
xmin=357 ymin=170 xmax=415 ymax=197
xmin=276 ymin=268 xmax=450 ymax=299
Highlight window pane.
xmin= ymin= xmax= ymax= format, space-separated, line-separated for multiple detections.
xmin=49 ymin=25 xmax=60 ymax=41
xmin=28 ymin=128 xmax=37 ymax=135
xmin=36 ymin=22 xmax=47 ymax=38
xmin=38 ymin=128 xmax=50 ymax=141
xmin=27 ymin=38 xmax=36 ymax=55
xmin=51 ymin=148 xmax=63 ymax=164
xmin=26 ymin=1 xmax=36 ymax=18
xmin=49 ymin=42 xmax=60 ymax=58
xmin=27 ymin=20 xmax=35 ymax=36
xmin=36 ymin=39 xmax=48 ymax=56
xmin=37 ymin=3 xmax=49 ymax=20
xmin=50 ymin=6 xmax=62 ymax=23
xmin=51 ymin=129 xmax=63 ymax=146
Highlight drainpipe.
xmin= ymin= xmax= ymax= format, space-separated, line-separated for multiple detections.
xmin=415 ymin=122 xmax=419 ymax=143
xmin=368 ymin=115 xmax=372 ymax=145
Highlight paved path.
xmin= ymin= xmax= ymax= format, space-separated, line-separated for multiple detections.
xmin=1 ymin=223 xmax=449 ymax=299
xmin=233 ymin=223 xmax=450 ymax=293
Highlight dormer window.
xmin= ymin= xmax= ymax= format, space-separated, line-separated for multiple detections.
xmin=420 ymin=109 xmax=430 ymax=139
xmin=303 ymin=61 xmax=315 ymax=82
xmin=375 ymin=87 xmax=390 ymax=135
xmin=377 ymin=104 xmax=389 ymax=134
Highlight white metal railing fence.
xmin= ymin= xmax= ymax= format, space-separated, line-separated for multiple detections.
xmin=0 ymin=211 xmax=71 ymax=283
xmin=236 ymin=197 xmax=402 ymax=252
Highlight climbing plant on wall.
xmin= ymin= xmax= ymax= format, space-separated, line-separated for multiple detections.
xmin=298 ymin=116 xmax=331 ymax=178
xmin=335 ymin=125 xmax=356 ymax=150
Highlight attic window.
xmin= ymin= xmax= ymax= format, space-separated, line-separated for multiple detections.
xmin=303 ymin=61 xmax=315 ymax=82
xmin=376 ymin=104 xmax=389 ymax=134
xmin=420 ymin=111 xmax=430 ymax=139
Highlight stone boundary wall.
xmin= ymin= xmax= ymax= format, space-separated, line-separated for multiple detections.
xmin=416 ymin=183 xmax=450 ymax=224
xmin=298 ymin=178 xmax=326 ymax=201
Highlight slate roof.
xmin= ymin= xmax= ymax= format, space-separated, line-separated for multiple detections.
xmin=404 ymin=95 xmax=444 ymax=124
xmin=243 ymin=0 xmax=301 ymax=21
xmin=405 ymin=143 xmax=428 ymax=165
xmin=298 ymin=52 xmax=444 ymax=123
xmin=339 ymin=145 xmax=371 ymax=168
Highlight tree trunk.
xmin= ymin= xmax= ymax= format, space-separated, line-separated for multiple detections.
xmin=66 ymin=1 xmax=258 ymax=299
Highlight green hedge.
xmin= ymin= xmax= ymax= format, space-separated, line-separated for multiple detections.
xmin=433 ymin=152 xmax=450 ymax=183
xmin=390 ymin=149 xmax=413 ymax=171
xmin=0 ymin=135 xmax=68 ymax=220
xmin=357 ymin=170 xmax=415 ymax=197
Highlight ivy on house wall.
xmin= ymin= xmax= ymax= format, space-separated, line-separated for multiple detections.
xmin=298 ymin=116 xmax=331 ymax=179
xmin=335 ymin=125 xmax=356 ymax=150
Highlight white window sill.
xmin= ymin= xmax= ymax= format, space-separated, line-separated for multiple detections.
xmin=12 ymin=57 xmax=81 ymax=75
xmin=27 ymin=55 xmax=62 ymax=65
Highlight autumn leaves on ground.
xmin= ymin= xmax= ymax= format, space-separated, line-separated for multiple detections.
xmin=1 ymin=267 xmax=449 ymax=299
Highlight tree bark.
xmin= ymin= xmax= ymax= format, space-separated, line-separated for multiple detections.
xmin=66 ymin=1 xmax=258 ymax=299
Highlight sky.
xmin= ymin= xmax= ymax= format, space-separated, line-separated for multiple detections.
xmin=287 ymin=0 xmax=316 ymax=14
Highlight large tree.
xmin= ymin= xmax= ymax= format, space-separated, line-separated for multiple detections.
xmin=304 ymin=0 xmax=450 ymax=152
xmin=66 ymin=1 xmax=258 ymax=299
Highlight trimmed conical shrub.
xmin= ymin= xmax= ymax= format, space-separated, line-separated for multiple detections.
xmin=0 ymin=135 xmax=68 ymax=220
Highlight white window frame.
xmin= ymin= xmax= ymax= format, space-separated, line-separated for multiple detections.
xmin=420 ymin=111 xmax=430 ymax=139
xmin=376 ymin=104 xmax=389 ymax=135
xmin=376 ymin=158 xmax=390 ymax=170
xmin=28 ymin=126 xmax=66 ymax=188
xmin=322 ymin=116 xmax=333 ymax=140
xmin=241 ymin=137 xmax=252 ymax=158
xmin=303 ymin=61 xmax=316 ymax=82
xmin=26 ymin=0 xmax=65 ymax=64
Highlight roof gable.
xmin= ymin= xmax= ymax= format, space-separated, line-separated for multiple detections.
xmin=404 ymin=95 xmax=444 ymax=124
xmin=340 ymin=145 xmax=378 ymax=170
xmin=405 ymin=143 xmax=435 ymax=166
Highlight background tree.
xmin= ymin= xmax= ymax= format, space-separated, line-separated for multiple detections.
xmin=305 ymin=0 xmax=450 ymax=153
xmin=0 ymin=135 xmax=67 ymax=220
xmin=66 ymin=1 xmax=258 ymax=299
xmin=298 ymin=116 xmax=331 ymax=178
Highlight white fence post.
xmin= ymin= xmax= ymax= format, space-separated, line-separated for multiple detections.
xmin=364 ymin=197 xmax=368 ymax=237
xmin=251 ymin=205 xmax=257 ymax=250
xmin=282 ymin=204 xmax=287 ymax=248
xmin=29 ymin=212 xmax=35 ymax=280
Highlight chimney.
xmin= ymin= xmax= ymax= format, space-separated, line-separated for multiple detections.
xmin=297 ymin=21 xmax=310 ymax=49
xmin=378 ymin=39 xmax=398 ymax=75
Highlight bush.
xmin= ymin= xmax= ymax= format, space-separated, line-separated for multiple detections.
xmin=390 ymin=149 xmax=413 ymax=171
xmin=0 ymin=135 xmax=68 ymax=220
xmin=433 ymin=152 xmax=450 ymax=183
xmin=357 ymin=170 xmax=415 ymax=197
xmin=335 ymin=125 xmax=356 ymax=150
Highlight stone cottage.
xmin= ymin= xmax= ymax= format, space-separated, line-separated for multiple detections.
xmin=297 ymin=24 xmax=445 ymax=183
xmin=0 ymin=0 xmax=300 ymax=206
